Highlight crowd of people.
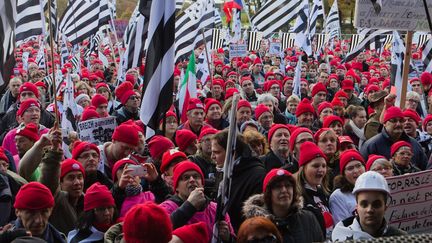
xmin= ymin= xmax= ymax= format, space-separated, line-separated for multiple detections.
xmin=0 ymin=35 xmax=431 ymax=242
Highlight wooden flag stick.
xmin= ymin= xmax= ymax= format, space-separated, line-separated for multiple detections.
xmin=48 ymin=0 xmax=59 ymax=126
xmin=400 ymin=31 xmax=413 ymax=110
xmin=201 ymin=29 xmax=213 ymax=85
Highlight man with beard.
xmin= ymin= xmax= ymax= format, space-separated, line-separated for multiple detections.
xmin=360 ymin=106 xmax=428 ymax=170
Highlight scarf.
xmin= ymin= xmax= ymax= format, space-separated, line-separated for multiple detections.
xmin=125 ymin=184 xmax=143 ymax=197
xmin=349 ymin=119 xmax=366 ymax=149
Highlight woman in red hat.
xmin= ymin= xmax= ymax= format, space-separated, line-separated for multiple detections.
xmin=315 ymin=128 xmax=340 ymax=190
xmin=344 ymin=105 xmax=367 ymax=149
xmin=390 ymin=141 xmax=420 ymax=176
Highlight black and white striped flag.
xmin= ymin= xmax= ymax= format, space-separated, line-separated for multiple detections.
xmin=174 ymin=0 xmax=214 ymax=62
xmin=390 ymin=30 xmax=404 ymax=107
xmin=293 ymin=0 xmax=312 ymax=56
xmin=247 ymin=31 xmax=263 ymax=51
xmin=196 ymin=43 xmax=211 ymax=85
xmin=175 ymin=0 xmax=183 ymax=12
xmin=309 ymin=0 xmax=323 ymax=37
xmin=343 ymin=29 xmax=391 ymax=63
xmin=415 ymin=33 xmax=430 ymax=48
xmin=349 ymin=34 xmax=362 ymax=52
xmin=124 ymin=13 xmax=148 ymax=70
xmin=59 ymin=0 xmax=110 ymax=45
xmin=70 ymin=52 xmax=81 ymax=74
xmin=324 ymin=0 xmax=340 ymax=40
xmin=123 ymin=6 xmax=141 ymax=46
xmin=281 ymin=32 xmax=295 ymax=50
xmin=251 ymin=0 xmax=302 ymax=38
xmin=211 ymin=29 xmax=225 ymax=50
xmin=0 ymin=0 xmax=16 ymax=88
xmin=43 ymin=0 xmax=58 ymax=42
xmin=139 ymin=0 xmax=175 ymax=138
xmin=35 ymin=40 xmax=46 ymax=70
xmin=15 ymin=0 xmax=45 ymax=42
xmin=314 ymin=34 xmax=328 ymax=53
xmin=61 ymin=34 xmax=69 ymax=67
xmin=61 ymin=74 xmax=79 ymax=158
xmin=422 ymin=38 xmax=432 ymax=72
xmin=215 ymin=8 xmax=223 ymax=27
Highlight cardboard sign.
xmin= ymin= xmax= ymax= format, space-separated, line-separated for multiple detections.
xmin=269 ymin=42 xmax=281 ymax=55
xmin=354 ymin=0 xmax=432 ymax=31
xmin=385 ymin=170 xmax=432 ymax=233
xmin=78 ymin=116 xmax=117 ymax=145
xmin=229 ymin=44 xmax=247 ymax=59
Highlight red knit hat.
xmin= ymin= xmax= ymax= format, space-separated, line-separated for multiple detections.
xmin=71 ymin=141 xmax=100 ymax=160
xmin=237 ymin=99 xmax=252 ymax=110
xmin=212 ymin=78 xmax=224 ymax=87
xmin=198 ymin=127 xmax=218 ymax=141
xmin=365 ymin=85 xmax=380 ymax=95
xmin=81 ymin=106 xmax=100 ymax=121
xmin=34 ymin=81 xmax=47 ymax=91
xmin=125 ymin=74 xmax=136 ymax=85
xmin=225 ymin=88 xmax=239 ymax=100
xmin=255 ymin=104 xmax=272 ymax=120
xmin=123 ymin=202 xmax=172 ymax=243
xmin=204 ymin=98 xmax=222 ymax=114
xmin=383 ymin=106 xmax=404 ymax=123
xmin=403 ymin=109 xmax=421 ymax=125
xmin=366 ymin=154 xmax=387 ymax=171
xmin=112 ymin=158 xmax=137 ymax=182
xmin=20 ymin=82 xmax=40 ymax=99
xmin=409 ymin=78 xmax=420 ymax=85
xmin=148 ymin=135 xmax=175 ymax=159
xmin=341 ymin=79 xmax=354 ymax=90
xmin=115 ymin=81 xmax=136 ymax=105
xmin=295 ymin=98 xmax=314 ymax=117
xmin=61 ymin=159 xmax=85 ymax=180
xmin=311 ymin=82 xmax=327 ymax=97
xmin=313 ymin=128 xmax=332 ymax=142
xmin=175 ymin=129 xmax=198 ymax=152
xmin=323 ymin=115 xmax=343 ymax=128
xmin=187 ymin=98 xmax=204 ymax=111
xmin=240 ymin=76 xmax=252 ymax=86
xmin=84 ymin=182 xmax=115 ymax=211
xmin=95 ymin=82 xmax=110 ymax=91
xmin=339 ymin=149 xmax=364 ymax=174
xmin=0 ymin=149 xmax=8 ymax=163
xmin=172 ymin=222 xmax=208 ymax=243
xmin=289 ymin=127 xmax=313 ymax=152
xmin=267 ymin=124 xmax=290 ymax=144
xmin=14 ymin=182 xmax=54 ymax=210
xmin=16 ymin=123 xmax=40 ymax=142
xmin=423 ymin=114 xmax=432 ymax=131
xmin=262 ymin=168 xmax=292 ymax=192
xmin=390 ymin=141 xmax=412 ymax=157
xmin=161 ymin=149 xmax=187 ymax=173
xmin=298 ymin=141 xmax=326 ymax=167
xmin=331 ymin=98 xmax=344 ymax=107
xmin=91 ymin=94 xmax=108 ymax=107
xmin=172 ymin=161 xmax=204 ymax=191
xmin=421 ymin=72 xmax=432 ymax=86
xmin=317 ymin=102 xmax=333 ymax=115
xmin=17 ymin=98 xmax=40 ymax=116
xmin=334 ymin=90 xmax=349 ymax=99
xmin=112 ymin=124 xmax=139 ymax=147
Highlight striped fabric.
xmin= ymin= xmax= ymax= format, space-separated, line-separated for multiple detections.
xmin=324 ymin=0 xmax=341 ymax=40
xmin=0 ymin=0 xmax=16 ymax=88
xmin=248 ymin=31 xmax=263 ymax=51
xmin=16 ymin=0 xmax=45 ymax=42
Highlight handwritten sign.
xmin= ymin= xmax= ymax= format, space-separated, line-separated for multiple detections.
xmin=385 ymin=170 xmax=432 ymax=233
xmin=78 ymin=116 xmax=117 ymax=145
xmin=229 ymin=44 xmax=247 ymax=59
xmin=354 ymin=0 xmax=432 ymax=31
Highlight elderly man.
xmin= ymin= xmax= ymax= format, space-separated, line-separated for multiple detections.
xmin=295 ymin=98 xmax=315 ymax=130
xmin=0 ymin=77 xmax=22 ymax=115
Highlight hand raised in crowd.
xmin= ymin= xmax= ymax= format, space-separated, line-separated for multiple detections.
xmin=384 ymin=93 xmax=397 ymax=107
xmin=37 ymin=128 xmax=62 ymax=150
xmin=217 ymin=220 xmax=231 ymax=242
xmin=187 ymin=187 xmax=207 ymax=211
xmin=118 ymin=165 xmax=136 ymax=190
xmin=142 ymin=163 xmax=158 ymax=182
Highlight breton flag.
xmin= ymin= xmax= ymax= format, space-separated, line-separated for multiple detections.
xmin=123 ymin=6 xmax=141 ymax=46
xmin=59 ymin=0 xmax=110 ymax=45
xmin=61 ymin=74 xmax=79 ymax=158
xmin=390 ymin=30 xmax=404 ymax=107
xmin=124 ymin=13 xmax=148 ymax=70
xmin=214 ymin=8 xmax=223 ymax=27
xmin=422 ymin=38 xmax=432 ymax=72
xmin=248 ymin=31 xmax=263 ymax=51
xmin=60 ymin=34 xmax=69 ymax=67
xmin=292 ymin=56 xmax=302 ymax=96
xmin=0 ymin=0 xmax=16 ymax=89
xmin=293 ymin=0 xmax=312 ymax=56
xmin=343 ymin=29 xmax=391 ymax=63
xmin=174 ymin=0 xmax=214 ymax=62
xmin=281 ymin=32 xmax=295 ymax=50
xmin=324 ymin=0 xmax=341 ymax=40
xmin=251 ymin=0 xmax=303 ymax=38
xmin=175 ymin=0 xmax=183 ymax=12
xmin=35 ymin=41 xmax=46 ymax=70
xmin=43 ymin=0 xmax=58 ymax=42
xmin=139 ymin=0 xmax=175 ymax=138
xmin=211 ymin=29 xmax=225 ymax=50
xmin=179 ymin=53 xmax=197 ymax=123
xmin=15 ymin=0 xmax=45 ymax=42
xmin=309 ymin=0 xmax=324 ymax=38
xmin=196 ymin=42 xmax=211 ymax=85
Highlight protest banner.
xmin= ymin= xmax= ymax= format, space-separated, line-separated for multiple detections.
xmin=78 ymin=116 xmax=117 ymax=145
xmin=385 ymin=170 xmax=432 ymax=233
xmin=354 ymin=0 xmax=432 ymax=31
xmin=229 ymin=44 xmax=247 ymax=59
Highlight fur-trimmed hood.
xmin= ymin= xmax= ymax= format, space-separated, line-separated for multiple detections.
xmin=242 ymin=194 xmax=304 ymax=220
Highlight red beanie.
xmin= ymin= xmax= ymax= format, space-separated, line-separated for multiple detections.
xmin=123 ymin=202 xmax=172 ymax=243
xmin=96 ymin=82 xmax=110 ymax=91
xmin=34 ymin=81 xmax=47 ymax=91
xmin=383 ymin=106 xmax=404 ymax=123
xmin=334 ymin=90 xmax=349 ymax=99
xmin=323 ymin=115 xmax=344 ymax=129
xmin=262 ymin=168 xmax=292 ymax=192
xmin=175 ymin=129 xmax=198 ymax=152
xmin=289 ymin=127 xmax=313 ymax=152
xmin=172 ymin=161 xmax=204 ymax=191
xmin=16 ymin=123 xmax=40 ymax=142
xmin=237 ymin=99 xmax=251 ymax=110
xmin=17 ymin=98 xmax=40 ymax=116
xmin=81 ymin=106 xmax=100 ymax=121
xmin=112 ymin=124 xmax=139 ymax=147
xmin=84 ymin=182 xmax=115 ymax=211
xmin=20 ymin=82 xmax=40 ymax=99
xmin=72 ymin=141 xmax=100 ymax=160
xmin=14 ymin=182 xmax=54 ymax=210
xmin=311 ymin=82 xmax=327 ymax=97
xmin=423 ymin=114 xmax=432 ymax=131
xmin=225 ymin=88 xmax=239 ymax=100
xmin=267 ymin=124 xmax=290 ymax=144
xmin=313 ymin=128 xmax=332 ymax=142
xmin=341 ymin=79 xmax=354 ymax=90
xmin=298 ymin=141 xmax=326 ymax=167
xmin=366 ymin=154 xmax=387 ymax=171
xmin=161 ymin=149 xmax=187 ymax=173
xmin=403 ymin=109 xmax=421 ymax=125
xmin=204 ymin=98 xmax=222 ymax=114
xmin=172 ymin=222 xmax=208 ymax=243
xmin=295 ymin=98 xmax=314 ymax=117
xmin=240 ymin=76 xmax=252 ymax=86
xmin=339 ymin=149 xmax=365 ymax=174
xmin=125 ymin=74 xmax=136 ymax=85
xmin=390 ymin=141 xmax=412 ymax=157
xmin=255 ymin=104 xmax=272 ymax=120
xmin=148 ymin=135 xmax=175 ymax=159
xmin=212 ymin=78 xmax=224 ymax=87
xmin=317 ymin=102 xmax=333 ymax=115
xmin=61 ymin=159 xmax=85 ymax=180
xmin=365 ymin=85 xmax=380 ymax=95
xmin=0 ymin=149 xmax=8 ymax=163
xmin=331 ymin=98 xmax=344 ymax=107
xmin=198 ymin=127 xmax=218 ymax=141
xmin=112 ymin=158 xmax=138 ymax=182
xmin=421 ymin=72 xmax=432 ymax=86
xmin=115 ymin=82 xmax=136 ymax=105
xmin=187 ymin=98 xmax=204 ymax=111
xmin=91 ymin=94 xmax=108 ymax=107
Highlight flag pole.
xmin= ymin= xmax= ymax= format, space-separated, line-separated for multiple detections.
xmin=48 ymin=0 xmax=59 ymax=127
xmin=201 ymin=29 xmax=213 ymax=85
xmin=422 ymin=0 xmax=432 ymax=33
xmin=400 ymin=31 xmax=413 ymax=109
xmin=104 ymin=26 xmax=119 ymax=76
